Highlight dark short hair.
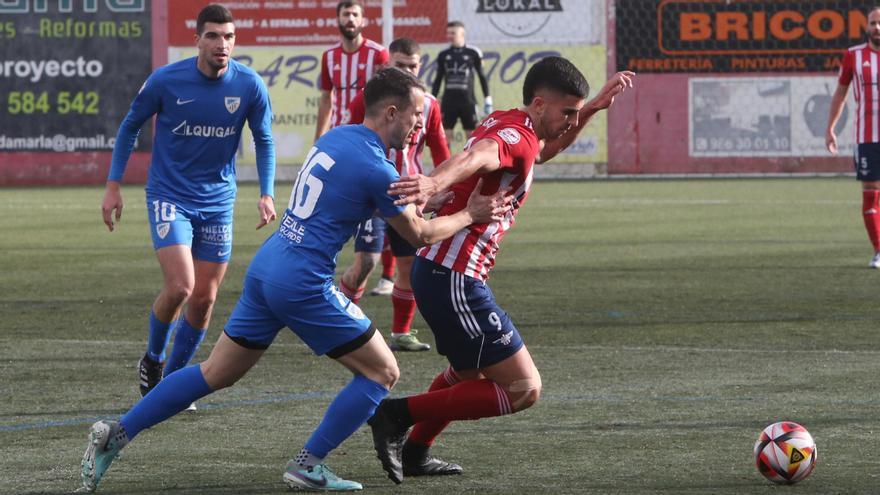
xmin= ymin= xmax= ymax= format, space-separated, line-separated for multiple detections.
xmin=447 ymin=21 xmax=464 ymax=29
xmin=196 ymin=4 xmax=234 ymax=35
xmin=337 ymin=0 xmax=364 ymax=16
xmin=522 ymin=56 xmax=589 ymax=105
xmin=389 ymin=38 xmax=420 ymax=56
xmin=364 ymin=67 xmax=426 ymax=116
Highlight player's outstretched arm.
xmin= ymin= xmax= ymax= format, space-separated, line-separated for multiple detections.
xmin=387 ymin=179 xmax=512 ymax=247
xmin=538 ymin=71 xmax=635 ymax=164
xmin=101 ymin=181 xmax=124 ymax=232
xmin=825 ymin=83 xmax=849 ymax=155
xmin=388 ymin=138 xmax=502 ymax=206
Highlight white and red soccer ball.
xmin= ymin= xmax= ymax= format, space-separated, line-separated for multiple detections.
xmin=754 ymin=421 xmax=817 ymax=484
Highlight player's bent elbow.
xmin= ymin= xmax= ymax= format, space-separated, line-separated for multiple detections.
xmin=415 ymin=233 xmax=436 ymax=247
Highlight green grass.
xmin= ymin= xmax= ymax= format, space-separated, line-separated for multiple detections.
xmin=1 ymin=179 xmax=879 ymax=494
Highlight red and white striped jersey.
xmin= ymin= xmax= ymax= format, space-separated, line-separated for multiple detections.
xmin=839 ymin=43 xmax=880 ymax=144
xmin=417 ymin=109 xmax=540 ymax=281
xmin=347 ymin=90 xmax=449 ymax=176
xmin=390 ymin=93 xmax=449 ymax=176
xmin=319 ymin=38 xmax=388 ymax=129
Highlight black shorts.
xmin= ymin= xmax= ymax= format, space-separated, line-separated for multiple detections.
xmin=856 ymin=143 xmax=880 ymax=181
xmin=441 ymin=94 xmax=478 ymax=130
xmin=386 ymin=223 xmax=417 ymax=257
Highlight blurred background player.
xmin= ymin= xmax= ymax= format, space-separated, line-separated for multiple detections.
xmin=432 ymin=21 xmax=492 ymax=149
xmin=316 ymin=0 xmax=393 ymax=313
xmin=99 ymin=4 xmax=276 ymax=407
xmin=314 ymin=0 xmax=388 ymax=140
xmin=826 ymin=6 xmax=880 ymax=268
xmin=345 ymin=38 xmax=450 ymax=351
xmin=368 ymin=59 xmax=634 ymax=483
xmin=81 ymin=67 xmax=512 ymax=493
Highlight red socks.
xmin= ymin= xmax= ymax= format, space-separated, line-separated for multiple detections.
xmin=339 ymin=279 xmax=364 ymax=305
xmin=408 ymin=368 xmax=459 ymax=446
xmin=863 ymin=190 xmax=880 ymax=252
xmin=391 ymin=287 xmax=416 ymax=335
xmin=406 ymin=378 xmax=512 ymax=424
xmin=381 ymin=248 xmax=396 ymax=280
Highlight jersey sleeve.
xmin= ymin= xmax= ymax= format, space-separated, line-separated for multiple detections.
xmin=471 ymin=47 xmax=490 ymax=97
xmin=426 ymin=98 xmax=450 ymax=164
xmin=376 ymin=48 xmax=390 ymax=68
xmin=839 ymin=49 xmax=854 ymax=86
xmin=247 ymin=75 xmax=276 ymax=198
xmin=366 ymin=161 xmax=406 ymax=218
xmin=108 ymin=72 xmax=162 ymax=182
xmin=431 ymin=51 xmax=445 ymax=96
xmin=480 ymin=124 xmax=539 ymax=173
xmin=348 ymin=90 xmax=366 ymax=124
xmin=319 ymin=50 xmax=333 ymax=91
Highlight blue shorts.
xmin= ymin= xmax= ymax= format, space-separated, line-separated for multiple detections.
xmin=856 ymin=143 xmax=880 ymax=182
xmin=354 ymin=214 xmax=386 ymax=253
xmin=411 ymin=257 xmax=524 ymax=371
xmin=146 ymin=196 xmax=233 ymax=263
xmin=223 ymin=275 xmax=375 ymax=357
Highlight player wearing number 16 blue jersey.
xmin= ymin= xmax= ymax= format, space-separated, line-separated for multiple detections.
xmin=99 ymin=4 xmax=277 ymax=406
xmin=81 ymin=67 xmax=514 ymax=492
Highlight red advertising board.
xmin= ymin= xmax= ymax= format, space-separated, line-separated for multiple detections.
xmin=167 ymin=1 xmax=447 ymax=46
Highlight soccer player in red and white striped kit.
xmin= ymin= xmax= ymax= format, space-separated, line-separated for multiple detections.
xmin=827 ymin=6 xmax=880 ymax=268
xmin=367 ymin=58 xmax=635 ymax=482
xmin=314 ymin=0 xmax=388 ymax=140
xmin=316 ymin=0 xmax=396 ymax=328
xmin=346 ymin=38 xmax=451 ymax=352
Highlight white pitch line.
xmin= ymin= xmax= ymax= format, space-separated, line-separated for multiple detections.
xmin=528 ymin=344 xmax=880 ymax=355
xmin=3 ymin=339 xmax=877 ymax=356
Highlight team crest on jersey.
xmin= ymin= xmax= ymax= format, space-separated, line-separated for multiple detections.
xmin=156 ymin=222 xmax=170 ymax=239
xmin=498 ymin=128 xmax=521 ymax=145
xmin=224 ymin=96 xmax=241 ymax=114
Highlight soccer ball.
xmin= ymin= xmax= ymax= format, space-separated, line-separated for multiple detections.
xmin=753 ymin=421 xmax=817 ymax=484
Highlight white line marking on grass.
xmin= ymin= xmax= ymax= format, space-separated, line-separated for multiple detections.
xmin=529 ymin=344 xmax=880 ymax=355
xmin=3 ymin=339 xmax=876 ymax=356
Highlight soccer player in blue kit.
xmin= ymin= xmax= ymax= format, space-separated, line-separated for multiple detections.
xmin=80 ymin=67 xmax=514 ymax=492
xmin=100 ymin=4 xmax=276 ymax=404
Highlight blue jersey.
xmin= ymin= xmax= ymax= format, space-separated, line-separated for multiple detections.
xmin=108 ymin=57 xmax=275 ymax=209
xmin=247 ymin=125 xmax=406 ymax=291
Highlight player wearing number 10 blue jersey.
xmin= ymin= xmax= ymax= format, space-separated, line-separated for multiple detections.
xmin=81 ymin=67 xmax=513 ymax=492
xmin=98 ymin=5 xmax=277 ymax=409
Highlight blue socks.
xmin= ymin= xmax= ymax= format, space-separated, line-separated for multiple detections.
xmin=304 ymin=375 xmax=389 ymax=458
xmin=146 ymin=311 xmax=174 ymax=362
xmin=163 ymin=318 xmax=207 ymax=377
xmin=120 ymin=365 xmax=213 ymax=440
xmin=118 ymin=369 xmax=388 ymax=459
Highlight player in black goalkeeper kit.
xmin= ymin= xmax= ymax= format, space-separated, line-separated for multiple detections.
xmin=432 ymin=21 xmax=492 ymax=148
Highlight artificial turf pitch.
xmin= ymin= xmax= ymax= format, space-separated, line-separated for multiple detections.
xmin=1 ymin=179 xmax=878 ymax=494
